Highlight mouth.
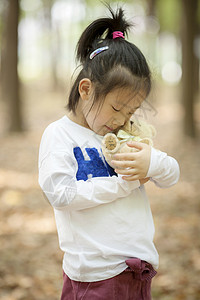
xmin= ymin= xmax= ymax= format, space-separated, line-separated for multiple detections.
xmin=105 ymin=125 xmax=114 ymax=132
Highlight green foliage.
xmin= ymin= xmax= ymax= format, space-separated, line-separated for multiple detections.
xmin=85 ymin=0 xmax=133 ymax=7
xmin=156 ymin=0 xmax=181 ymax=34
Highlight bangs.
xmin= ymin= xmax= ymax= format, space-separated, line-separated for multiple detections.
xmin=93 ymin=66 xmax=151 ymax=101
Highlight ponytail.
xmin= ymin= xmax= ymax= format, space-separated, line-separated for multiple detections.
xmin=76 ymin=7 xmax=130 ymax=63
xmin=67 ymin=6 xmax=151 ymax=113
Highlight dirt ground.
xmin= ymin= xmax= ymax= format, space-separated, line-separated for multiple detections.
xmin=0 ymin=81 xmax=200 ymax=300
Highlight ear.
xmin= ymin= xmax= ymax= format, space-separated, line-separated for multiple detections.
xmin=79 ymin=78 xmax=93 ymax=101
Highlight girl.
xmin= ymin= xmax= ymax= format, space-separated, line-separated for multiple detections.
xmin=38 ymin=7 xmax=179 ymax=300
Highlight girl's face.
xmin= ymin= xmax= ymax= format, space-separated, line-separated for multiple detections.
xmin=82 ymin=87 xmax=145 ymax=136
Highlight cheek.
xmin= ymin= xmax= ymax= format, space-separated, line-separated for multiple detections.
xmin=89 ymin=105 xmax=114 ymax=128
xmin=100 ymin=113 xmax=113 ymax=126
xmin=86 ymin=109 xmax=103 ymax=129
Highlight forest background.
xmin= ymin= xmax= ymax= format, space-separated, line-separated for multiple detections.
xmin=0 ymin=0 xmax=200 ymax=299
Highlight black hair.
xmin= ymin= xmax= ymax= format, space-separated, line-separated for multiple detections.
xmin=67 ymin=6 xmax=151 ymax=113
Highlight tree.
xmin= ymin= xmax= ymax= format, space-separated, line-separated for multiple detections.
xmin=181 ymin=0 xmax=199 ymax=138
xmin=1 ymin=0 xmax=22 ymax=132
xmin=42 ymin=0 xmax=60 ymax=90
xmin=147 ymin=0 xmax=156 ymax=16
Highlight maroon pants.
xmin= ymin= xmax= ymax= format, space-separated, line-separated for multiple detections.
xmin=61 ymin=258 xmax=157 ymax=300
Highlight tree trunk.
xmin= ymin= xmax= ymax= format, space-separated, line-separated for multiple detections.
xmin=1 ymin=0 xmax=22 ymax=132
xmin=181 ymin=0 xmax=198 ymax=138
xmin=43 ymin=0 xmax=60 ymax=90
xmin=147 ymin=0 xmax=156 ymax=16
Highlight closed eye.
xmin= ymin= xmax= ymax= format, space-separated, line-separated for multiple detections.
xmin=112 ymin=106 xmax=120 ymax=112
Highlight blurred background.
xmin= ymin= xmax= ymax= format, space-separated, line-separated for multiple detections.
xmin=0 ymin=0 xmax=199 ymax=299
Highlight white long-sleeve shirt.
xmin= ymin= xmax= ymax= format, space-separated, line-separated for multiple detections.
xmin=38 ymin=115 xmax=180 ymax=282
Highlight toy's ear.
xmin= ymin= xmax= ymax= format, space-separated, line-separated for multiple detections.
xmin=149 ymin=125 xmax=157 ymax=137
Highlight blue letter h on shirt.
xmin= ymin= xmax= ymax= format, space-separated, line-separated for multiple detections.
xmin=73 ymin=147 xmax=116 ymax=181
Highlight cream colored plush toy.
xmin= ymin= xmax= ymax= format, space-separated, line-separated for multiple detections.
xmin=102 ymin=115 xmax=156 ymax=168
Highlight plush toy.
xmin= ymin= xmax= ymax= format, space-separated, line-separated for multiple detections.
xmin=102 ymin=115 xmax=156 ymax=168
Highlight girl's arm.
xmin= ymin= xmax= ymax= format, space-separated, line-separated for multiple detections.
xmin=146 ymin=146 xmax=180 ymax=188
xmin=38 ymin=151 xmax=140 ymax=211
xmin=111 ymin=141 xmax=180 ymax=188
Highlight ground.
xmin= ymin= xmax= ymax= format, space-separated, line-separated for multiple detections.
xmin=0 ymin=81 xmax=199 ymax=299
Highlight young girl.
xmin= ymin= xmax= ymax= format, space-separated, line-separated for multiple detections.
xmin=38 ymin=7 xmax=179 ymax=300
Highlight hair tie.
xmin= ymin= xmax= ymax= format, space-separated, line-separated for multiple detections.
xmin=112 ymin=31 xmax=125 ymax=39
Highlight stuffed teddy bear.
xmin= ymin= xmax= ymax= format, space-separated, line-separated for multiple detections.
xmin=102 ymin=115 xmax=156 ymax=168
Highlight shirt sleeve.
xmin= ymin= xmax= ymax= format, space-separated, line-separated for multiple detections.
xmin=147 ymin=147 xmax=180 ymax=188
xmin=38 ymin=151 xmax=140 ymax=211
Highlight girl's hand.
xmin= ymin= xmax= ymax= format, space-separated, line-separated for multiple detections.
xmin=111 ymin=141 xmax=151 ymax=181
